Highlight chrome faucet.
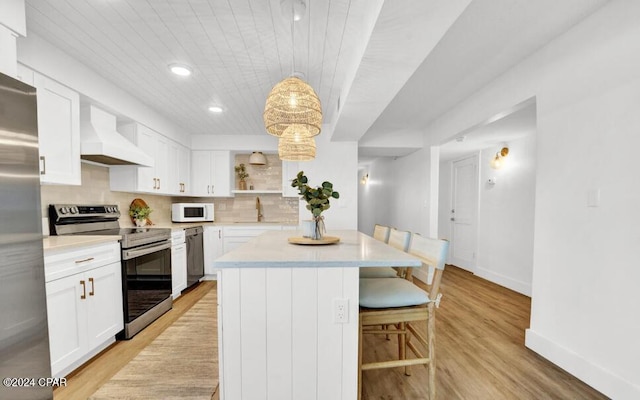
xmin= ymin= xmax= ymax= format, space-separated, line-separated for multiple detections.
xmin=256 ymin=196 xmax=263 ymax=222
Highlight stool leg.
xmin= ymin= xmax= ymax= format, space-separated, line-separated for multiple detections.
xmin=427 ymin=305 xmax=436 ymax=400
xmin=399 ymin=322 xmax=407 ymax=375
xmin=359 ymin=315 xmax=364 ymax=400
xmin=405 ymin=326 xmax=412 ymax=376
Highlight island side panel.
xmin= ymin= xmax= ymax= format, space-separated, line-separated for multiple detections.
xmin=266 ymin=268 xmax=293 ymax=400
xmin=220 ymin=268 xmax=242 ymax=400
xmin=317 ymin=267 xmax=347 ymax=400
xmin=342 ymin=267 xmax=360 ymax=400
xmin=240 ymin=268 xmax=268 ymax=400
xmin=220 ymin=265 xmax=358 ymax=399
xmin=291 ymin=268 xmax=318 ymax=399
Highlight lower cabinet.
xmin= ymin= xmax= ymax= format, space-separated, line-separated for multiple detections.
xmin=172 ymin=242 xmax=187 ymax=299
xmin=203 ymin=226 xmax=224 ymax=277
xmin=45 ymin=243 xmax=123 ymax=378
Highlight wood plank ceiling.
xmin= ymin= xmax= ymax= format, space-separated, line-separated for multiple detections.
xmin=24 ymin=0 xmax=373 ymax=136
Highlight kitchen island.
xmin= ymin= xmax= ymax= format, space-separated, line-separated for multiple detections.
xmin=213 ymin=229 xmax=421 ymax=400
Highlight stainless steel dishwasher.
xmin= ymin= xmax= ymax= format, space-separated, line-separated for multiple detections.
xmin=185 ymin=226 xmax=204 ymax=288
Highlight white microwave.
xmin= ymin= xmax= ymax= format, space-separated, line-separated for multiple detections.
xmin=172 ymin=203 xmax=214 ymax=222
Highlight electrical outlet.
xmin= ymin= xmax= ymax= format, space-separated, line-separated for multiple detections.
xmin=333 ymin=298 xmax=349 ymax=323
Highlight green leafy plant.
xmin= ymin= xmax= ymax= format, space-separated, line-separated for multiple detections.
xmin=129 ymin=205 xmax=152 ymax=220
xmin=291 ymin=171 xmax=340 ymax=217
xmin=234 ymin=163 xmax=249 ymax=181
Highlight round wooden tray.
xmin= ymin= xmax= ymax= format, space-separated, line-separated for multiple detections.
xmin=288 ymin=236 xmax=340 ymax=245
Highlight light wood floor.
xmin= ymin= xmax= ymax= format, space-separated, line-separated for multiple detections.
xmin=360 ymin=266 xmax=607 ymax=399
xmin=55 ymin=268 xmax=606 ymax=400
xmin=53 ymin=281 xmax=218 ymax=400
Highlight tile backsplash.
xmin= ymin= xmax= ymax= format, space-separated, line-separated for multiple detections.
xmin=41 ymin=162 xmax=299 ymax=233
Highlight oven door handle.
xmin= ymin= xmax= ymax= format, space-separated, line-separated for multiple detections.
xmin=122 ymin=241 xmax=171 ymax=260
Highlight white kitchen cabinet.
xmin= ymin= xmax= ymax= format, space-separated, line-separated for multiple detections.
xmin=110 ymin=123 xmax=177 ymax=194
xmin=171 ymin=230 xmax=187 ymax=299
xmin=33 ymin=71 xmax=81 ymax=185
xmin=191 ymin=150 xmax=232 ymax=197
xmin=222 ymin=225 xmax=282 ymax=253
xmin=176 ymin=144 xmax=191 ymax=195
xmin=281 ymin=160 xmax=300 ymax=197
xmin=203 ymin=226 xmax=224 ymax=278
xmin=44 ymin=242 xmax=123 ymax=378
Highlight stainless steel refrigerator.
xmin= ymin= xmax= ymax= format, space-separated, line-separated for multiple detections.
xmin=0 ymin=72 xmax=53 ymax=399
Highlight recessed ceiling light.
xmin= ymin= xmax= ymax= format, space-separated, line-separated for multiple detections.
xmin=208 ymin=106 xmax=224 ymax=113
xmin=169 ymin=64 xmax=192 ymax=76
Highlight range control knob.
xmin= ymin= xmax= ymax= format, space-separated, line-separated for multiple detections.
xmin=113 ymin=206 xmax=119 ymax=213
xmin=59 ymin=207 xmax=68 ymax=215
xmin=70 ymin=206 xmax=78 ymax=214
xmin=106 ymin=206 xmax=112 ymax=212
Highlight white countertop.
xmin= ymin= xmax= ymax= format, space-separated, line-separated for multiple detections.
xmin=43 ymin=235 xmax=122 ymax=253
xmin=214 ymin=229 xmax=422 ymax=268
xmin=150 ymin=221 xmax=298 ymax=231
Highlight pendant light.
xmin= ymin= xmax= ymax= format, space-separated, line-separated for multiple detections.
xmin=249 ymin=151 xmax=267 ymax=165
xmin=263 ymin=0 xmax=322 ymax=139
xmin=278 ymin=125 xmax=316 ymax=161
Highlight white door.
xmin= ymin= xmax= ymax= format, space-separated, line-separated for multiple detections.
xmin=450 ymin=154 xmax=479 ymax=272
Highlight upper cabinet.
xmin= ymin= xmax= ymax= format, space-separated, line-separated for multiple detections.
xmin=191 ymin=150 xmax=232 ymax=197
xmin=281 ymin=161 xmax=299 ymax=197
xmin=21 ymin=66 xmax=81 ymax=185
xmin=110 ymin=123 xmax=190 ymax=196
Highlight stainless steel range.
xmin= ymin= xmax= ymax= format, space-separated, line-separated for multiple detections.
xmin=49 ymin=204 xmax=173 ymax=339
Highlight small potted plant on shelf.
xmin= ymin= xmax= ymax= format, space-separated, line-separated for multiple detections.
xmin=129 ymin=205 xmax=152 ymax=227
xmin=235 ymin=163 xmax=249 ymax=190
xmin=291 ymin=171 xmax=339 ymax=240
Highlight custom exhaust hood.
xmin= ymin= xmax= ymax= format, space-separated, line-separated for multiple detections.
xmin=80 ymin=105 xmax=154 ymax=167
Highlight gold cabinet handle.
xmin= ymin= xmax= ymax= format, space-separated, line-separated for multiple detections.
xmin=157 ymin=178 xmax=160 ymax=190
xmin=89 ymin=277 xmax=95 ymax=296
xmin=74 ymin=257 xmax=94 ymax=264
xmin=80 ymin=280 xmax=86 ymax=300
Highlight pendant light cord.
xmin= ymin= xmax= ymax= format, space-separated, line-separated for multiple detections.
xmin=290 ymin=0 xmax=295 ymax=76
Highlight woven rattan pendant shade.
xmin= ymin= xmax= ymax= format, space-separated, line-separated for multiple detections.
xmin=278 ymin=126 xmax=316 ymax=161
xmin=264 ymin=76 xmax=322 ymax=137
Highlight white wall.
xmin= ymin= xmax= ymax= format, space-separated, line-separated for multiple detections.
xmin=0 ymin=0 xmax=24 ymax=77
xmin=438 ymin=135 xmax=536 ymax=296
xmin=358 ymin=157 xmax=395 ymax=236
xmin=424 ymin=1 xmax=640 ymax=398
xmin=358 ymin=148 xmax=434 ymax=282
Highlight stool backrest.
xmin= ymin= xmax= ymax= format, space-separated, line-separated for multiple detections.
xmin=373 ymin=224 xmax=391 ymax=243
xmin=407 ymin=235 xmax=449 ymax=297
xmin=387 ymin=229 xmax=411 ymax=252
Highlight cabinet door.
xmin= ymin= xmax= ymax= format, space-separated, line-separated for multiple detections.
xmin=135 ymin=125 xmax=158 ymax=192
xmin=172 ymin=243 xmax=187 ymax=298
xmin=35 ymin=74 xmax=81 ymax=185
xmin=282 ymin=161 xmax=300 ymax=197
xmin=211 ymin=151 xmax=231 ymax=197
xmin=167 ymin=141 xmax=180 ymax=195
xmin=203 ymin=227 xmax=223 ymax=276
xmin=86 ymin=263 xmax=124 ymax=349
xmin=154 ymin=134 xmax=169 ymax=193
xmin=177 ymin=145 xmax=190 ymax=195
xmin=191 ymin=151 xmax=213 ymax=196
xmin=46 ymin=275 xmax=88 ymax=377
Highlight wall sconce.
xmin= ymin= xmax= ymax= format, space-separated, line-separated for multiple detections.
xmin=361 ymin=173 xmax=369 ymax=185
xmin=490 ymin=146 xmax=509 ymax=169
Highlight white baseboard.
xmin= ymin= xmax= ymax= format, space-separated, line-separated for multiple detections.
xmin=413 ymin=266 xmax=433 ymax=285
xmin=474 ymin=266 xmax=531 ymax=296
xmin=525 ymin=329 xmax=640 ymax=400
